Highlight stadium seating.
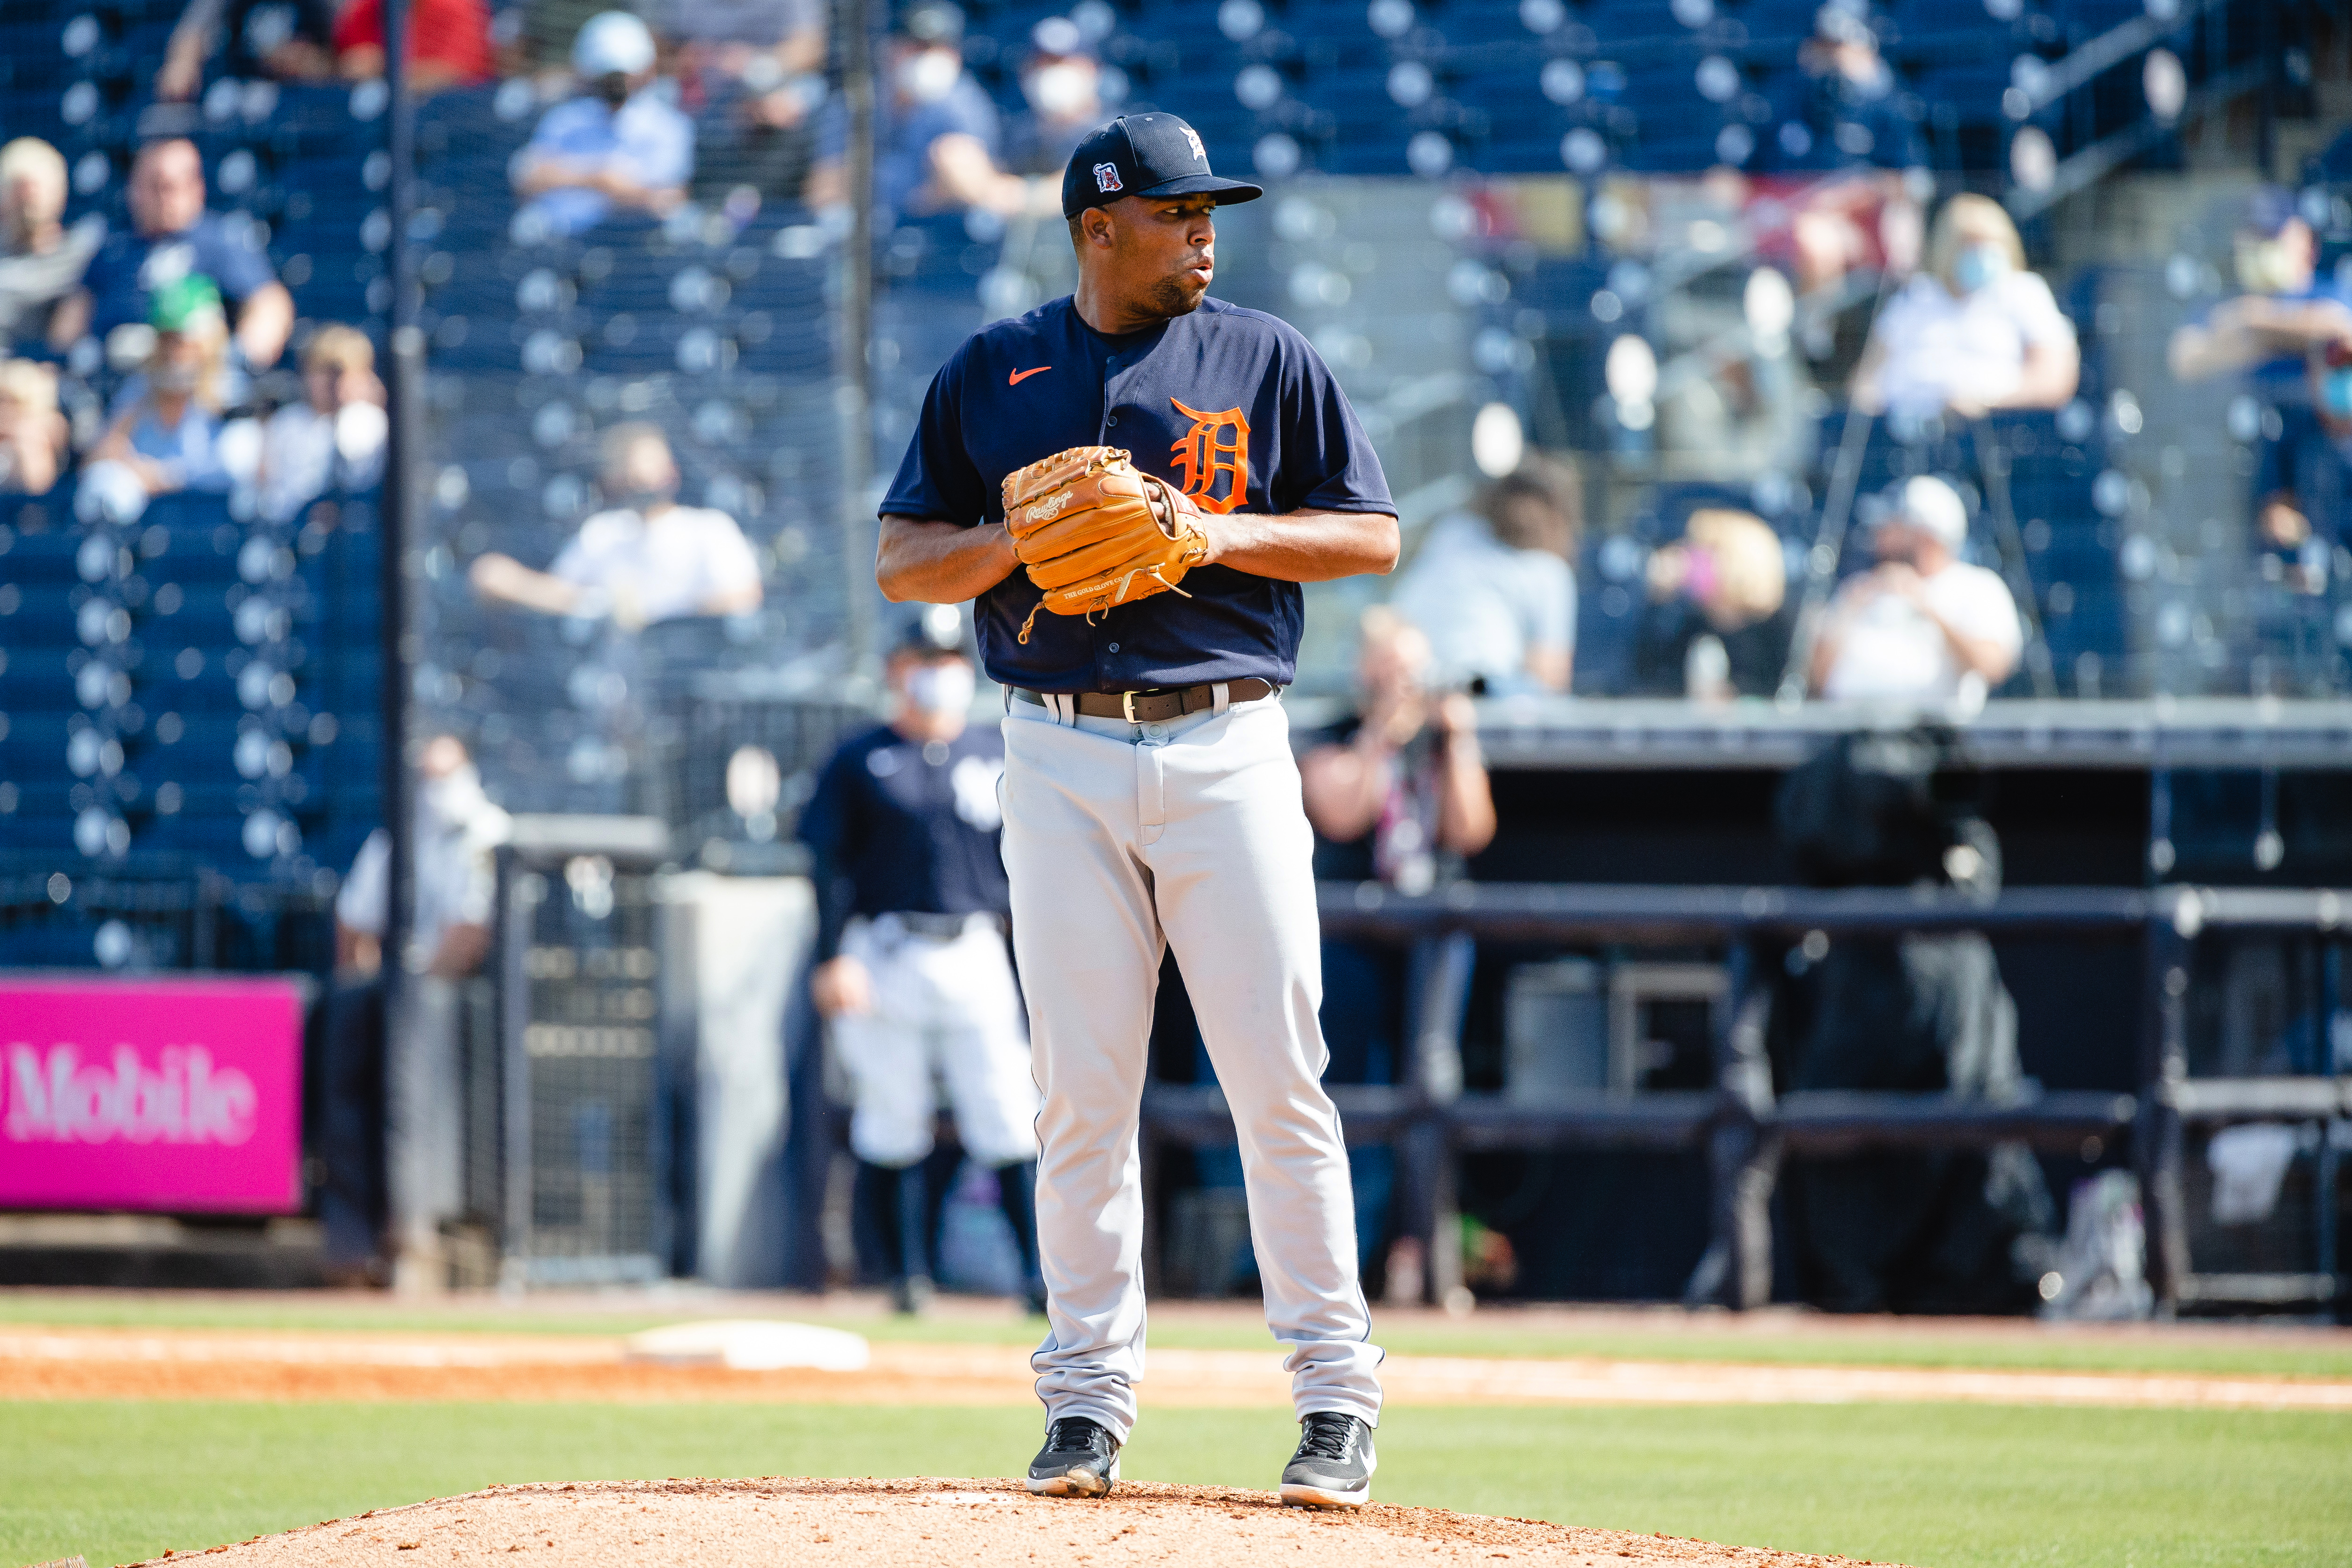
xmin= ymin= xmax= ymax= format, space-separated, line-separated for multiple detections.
xmin=0 ymin=0 xmax=2325 ymax=966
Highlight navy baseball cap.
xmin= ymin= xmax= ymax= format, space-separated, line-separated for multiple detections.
xmin=1061 ymin=113 xmax=1263 ymax=219
xmin=2238 ymin=184 xmax=2299 ymax=238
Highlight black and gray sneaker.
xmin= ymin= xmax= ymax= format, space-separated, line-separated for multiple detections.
xmin=1026 ymin=1416 xmax=1121 ymax=1498
xmin=1279 ymin=1412 xmax=1376 ymax=1509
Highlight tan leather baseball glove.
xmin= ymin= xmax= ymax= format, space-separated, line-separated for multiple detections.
xmin=1000 ymin=446 xmax=1212 ymax=643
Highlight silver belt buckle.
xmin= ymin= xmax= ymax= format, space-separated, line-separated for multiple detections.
xmin=1121 ymin=690 xmax=1139 ymax=723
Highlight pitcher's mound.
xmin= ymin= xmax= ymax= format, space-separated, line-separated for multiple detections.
xmin=140 ymin=1478 xmax=1890 ymax=1566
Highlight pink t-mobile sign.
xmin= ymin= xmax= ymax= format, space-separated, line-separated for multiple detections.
xmin=0 ymin=977 xmax=304 ymax=1212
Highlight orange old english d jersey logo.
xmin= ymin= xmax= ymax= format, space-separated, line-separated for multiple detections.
xmin=1168 ymin=398 xmax=1250 ymax=513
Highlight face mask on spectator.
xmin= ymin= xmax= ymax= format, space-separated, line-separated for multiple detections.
xmin=896 ymin=49 xmax=961 ymax=104
xmin=904 ymin=659 xmax=974 ymax=717
xmin=150 ymin=360 xmax=199 ymax=395
xmin=1951 ymin=242 xmax=2009 ymax=295
xmin=1024 ymin=62 xmax=1093 ymax=117
xmin=617 ymin=481 xmax=673 ymax=512
xmin=595 ymin=70 xmax=633 ymax=109
xmin=422 ymin=764 xmax=487 ymax=824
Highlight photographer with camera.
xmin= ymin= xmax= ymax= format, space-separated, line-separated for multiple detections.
xmin=1300 ymin=607 xmax=1494 ymax=897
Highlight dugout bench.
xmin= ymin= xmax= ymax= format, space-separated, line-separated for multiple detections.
xmin=1140 ymin=881 xmax=2351 ymax=1316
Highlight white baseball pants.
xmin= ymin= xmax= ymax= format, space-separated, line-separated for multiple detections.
xmin=831 ymin=914 xmax=1040 ymax=1168
xmin=1001 ymin=687 xmax=1382 ymax=1440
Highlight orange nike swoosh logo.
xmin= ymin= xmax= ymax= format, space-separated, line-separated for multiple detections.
xmin=1009 ymin=366 xmax=1052 ymax=385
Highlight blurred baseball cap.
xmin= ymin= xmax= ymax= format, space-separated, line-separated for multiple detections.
xmin=895 ymin=603 xmax=969 ymax=656
xmin=1887 ymin=475 xmax=1967 ymax=549
xmin=149 ymin=271 xmax=224 ymax=332
xmin=2237 ymin=184 xmax=2299 ymax=238
xmin=1814 ymin=0 xmax=1876 ymax=43
xmin=1062 ymin=113 xmax=1262 ymax=219
xmin=573 ymin=11 xmax=656 ymax=77
xmin=1030 ymin=15 xmax=1090 ymax=58
xmin=898 ymin=1 xmax=964 ymax=45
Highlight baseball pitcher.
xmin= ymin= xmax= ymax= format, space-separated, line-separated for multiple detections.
xmin=875 ymin=112 xmax=1398 ymax=1510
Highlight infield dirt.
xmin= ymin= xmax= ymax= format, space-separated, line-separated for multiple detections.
xmin=8 ymin=1324 xmax=2349 ymax=1409
xmin=124 ymin=1477 xmax=1897 ymax=1567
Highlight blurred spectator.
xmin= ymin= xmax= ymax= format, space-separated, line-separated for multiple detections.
xmin=2251 ymin=361 xmax=2352 ymax=587
xmin=1810 ymin=475 xmax=2021 ymax=706
xmin=85 ymin=276 xmax=234 ymax=503
xmin=1390 ymin=455 xmax=1579 ymax=693
xmin=1300 ymin=608 xmax=1495 ymax=897
xmin=1851 ymin=195 xmax=2080 ymax=419
xmin=670 ymin=0 xmax=829 ymax=217
xmin=75 ymin=140 xmax=294 ymax=372
xmin=1654 ymin=287 xmax=1816 ymax=481
xmin=2169 ymin=187 xmax=2352 ymax=556
xmin=1001 ymin=17 xmax=1110 ymax=177
xmin=807 ymin=3 xmax=1059 ymax=223
xmin=332 ymin=0 xmax=497 ymax=91
xmin=256 ymin=324 xmax=388 ymax=523
xmin=656 ymin=0 xmax=825 ymax=106
xmin=2168 ymin=186 xmax=2352 ymax=388
xmin=0 ymin=359 xmax=67 ymax=495
xmin=1748 ymin=0 xmax=1924 ymax=299
xmin=1635 ymin=508 xmax=1793 ymax=700
xmin=512 ymin=12 xmax=694 ymax=238
xmin=0 ymin=138 xmax=101 ymax=357
xmin=470 ymin=422 xmax=763 ymax=626
xmin=158 ymin=0 xmax=338 ymax=101
xmin=328 ymin=734 xmax=511 ymax=1284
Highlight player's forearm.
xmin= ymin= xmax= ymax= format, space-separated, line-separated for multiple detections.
xmin=1204 ymin=508 xmax=1398 ymax=583
xmin=877 ymin=514 xmax=1020 ymax=603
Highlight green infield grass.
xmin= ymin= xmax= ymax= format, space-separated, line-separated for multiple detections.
xmin=6 ymin=1291 xmax=2352 ymax=1378
xmin=2 ymin=1401 xmax=2345 ymax=1568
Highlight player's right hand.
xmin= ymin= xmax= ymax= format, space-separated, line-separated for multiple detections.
xmin=811 ymin=955 xmax=873 ymax=1017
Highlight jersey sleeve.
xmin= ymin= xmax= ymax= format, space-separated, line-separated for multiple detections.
xmin=882 ymin=342 xmax=990 ymax=525
xmin=2007 ymin=272 xmax=2077 ymax=348
xmin=699 ymin=512 xmax=764 ymax=598
xmin=1274 ymin=333 xmax=1394 ymax=515
xmin=549 ymin=514 xmax=614 ymax=583
xmin=1525 ymin=549 xmax=1575 ymax=651
xmin=799 ymin=746 xmax=861 ymax=963
xmin=629 ymin=104 xmax=695 ymax=190
xmin=1946 ymin=568 xmax=2025 ymax=660
xmin=336 ymin=829 xmax=390 ymax=936
xmin=200 ymin=215 xmax=278 ymax=303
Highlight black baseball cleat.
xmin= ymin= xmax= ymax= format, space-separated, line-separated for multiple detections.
xmin=1027 ymin=1415 xmax=1121 ymax=1498
xmin=1279 ymin=1412 xmax=1376 ymax=1509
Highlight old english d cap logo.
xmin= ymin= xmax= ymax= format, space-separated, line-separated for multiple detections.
xmin=1060 ymin=113 xmax=1266 ymax=219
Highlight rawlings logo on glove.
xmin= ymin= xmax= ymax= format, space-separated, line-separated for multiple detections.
xmin=1000 ymin=446 xmax=1213 ymax=643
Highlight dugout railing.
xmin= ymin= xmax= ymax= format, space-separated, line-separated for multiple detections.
xmin=1140 ymin=882 xmax=2350 ymax=1316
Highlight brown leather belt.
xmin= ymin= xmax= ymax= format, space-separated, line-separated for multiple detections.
xmin=1013 ymin=678 xmax=1276 ymax=723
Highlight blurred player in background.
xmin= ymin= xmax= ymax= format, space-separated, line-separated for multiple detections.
xmin=327 ymin=735 xmax=511 ymax=1284
xmin=802 ymin=612 xmax=1044 ymax=1317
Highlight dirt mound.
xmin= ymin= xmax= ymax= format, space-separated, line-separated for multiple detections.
xmin=132 ymin=1478 xmax=1889 ymax=1566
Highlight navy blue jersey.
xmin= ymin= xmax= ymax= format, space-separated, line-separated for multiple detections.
xmin=882 ymin=294 xmax=1394 ymax=692
xmin=801 ymin=720 xmax=1009 ymax=960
